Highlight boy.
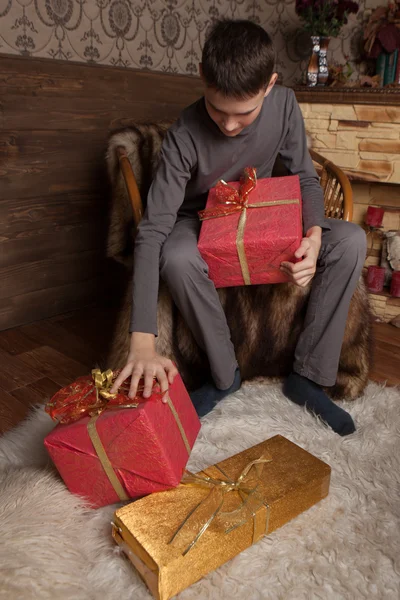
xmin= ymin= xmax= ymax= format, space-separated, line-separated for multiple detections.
xmin=111 ymin=19 xmax=366 ymax=436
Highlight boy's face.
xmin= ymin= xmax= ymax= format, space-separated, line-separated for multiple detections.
xmin=201 ymin=71 xmax=278 ymax=137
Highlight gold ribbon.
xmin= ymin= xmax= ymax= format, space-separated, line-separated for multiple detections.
xmin=199 ymin=168 xmax=300 ymax=285
xmin=164 ymin=397 xmax=191 ymax=456
xmin=168 ymin=454 xmax=273 ymax=556
xmin=92 ymin=368 xmax=118 ymax=402
xmin=86 ymin=369 xmax=145 ymax=501
xmin=88 ymin=413 xmax=130 ymax=501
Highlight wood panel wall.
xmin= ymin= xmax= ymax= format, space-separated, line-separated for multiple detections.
xmin=0 ymin=55 xmax=204 ymax=331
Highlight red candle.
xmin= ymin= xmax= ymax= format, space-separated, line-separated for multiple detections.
xmin=390 ymin=271 xmax=400 ymax=298
xmin=366 ymin=265 xmax=385 ymax=292
xmin=365 ymin=206 xmax=384 ymax=227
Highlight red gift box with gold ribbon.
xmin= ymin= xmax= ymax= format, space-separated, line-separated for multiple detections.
xmin=197 ymin=168 xmax=303 ymax=288
xmin=44 ymin=369 xmax=201 ymax=508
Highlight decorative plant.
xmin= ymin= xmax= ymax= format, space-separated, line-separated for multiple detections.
xmin=363 ymin=2 xmax=400 ymax=58
xmin=328 ymin=59 xmax=354 ymax=86
xmin=295 ymin=0 xmax=360 ymax=37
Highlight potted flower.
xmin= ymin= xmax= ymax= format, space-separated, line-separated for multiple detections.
xmin=295 ymin=0 xmax=359 ymax=86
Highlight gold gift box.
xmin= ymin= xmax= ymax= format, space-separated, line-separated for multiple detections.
xmin=112 ymin=435 xmax=331 ymax=600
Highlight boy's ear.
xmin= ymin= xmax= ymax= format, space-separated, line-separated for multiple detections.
xmin=264 ymin=72 xmax=278 ymax=97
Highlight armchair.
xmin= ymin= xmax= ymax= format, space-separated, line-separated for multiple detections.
xmin=105 ymin=122 xmax=372 ymax=399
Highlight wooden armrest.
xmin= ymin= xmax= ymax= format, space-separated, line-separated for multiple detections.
xmin=309 ymin=149 xmax=353 ymax=222
xmin=116 ymin=146 xmax=144 ymax=227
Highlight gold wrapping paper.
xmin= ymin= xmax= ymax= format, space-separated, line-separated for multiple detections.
xmin=112 ymin=435 xmax=331 ymax=600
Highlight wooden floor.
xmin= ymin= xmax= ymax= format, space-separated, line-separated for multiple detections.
xmin=0 ymin=310 xmax=399 ymax=435
xmin=0 ymin=304 xmax=117 ymax=435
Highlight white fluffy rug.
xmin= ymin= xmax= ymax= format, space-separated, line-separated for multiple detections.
xmin=0 ymin=381 xmax=399 ymax=600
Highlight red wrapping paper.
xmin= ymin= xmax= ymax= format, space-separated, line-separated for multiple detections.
xmin=44 ymin=373 xmax=201 ymax=508
xmin=198 ymin=173 xmax=303 ymax=288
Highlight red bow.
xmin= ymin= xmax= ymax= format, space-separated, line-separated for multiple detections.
xmin=45 ymin=369 xmax=164 ymax=425
xmin=198 ymin=167 xmax=257 ymax=221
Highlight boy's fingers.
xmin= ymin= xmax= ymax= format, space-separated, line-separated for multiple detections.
xmin=294 ymin=238 xmax=310 ymax=258
xmin=143 ymin=370 xmax=155 ymax=398
xmin=155 ymin=367 xmax=169 ymax=402
xmin=129 ymin=368 xmax=143 ymax=399
xmin=296 ymin=274 xmax=314 ymax=287
xmin=281 ymin=264 xmax=315 ymax=286
xmin=284 ymin=259 xmax=314 ymax=274
xmin=297 ymin=278 xmax=312 ymax=288
xmin=281 ymin=261 xmax=301 ymax=274
xmin=280 ymin=261 xmax=294 ymax=271
xmin=292 ymin=267 xmax=315 ymax=279
xmin=294 ymin=241 xmax=309 ymax=259
xmin=280 ymin=265 xmax=293 ymax=280
xmin=113 ymin=357 xmax=179 ymax=401
xmin=164 ymin=359 xmax=178 ymax=384
xmin=110 ymin=365 xmax=131 ymax=394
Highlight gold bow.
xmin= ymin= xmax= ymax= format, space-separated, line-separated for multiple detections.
xmin=89 ymin=369 xmax=141 ymax=414
xmin=92 ymin=368 xmax=117 ymax=402
xmin=169 ymin=454 xmax=273 ymax=555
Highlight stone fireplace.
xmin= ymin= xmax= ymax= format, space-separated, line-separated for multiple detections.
xmin=295 ymin=87 xmax=400 ymax=323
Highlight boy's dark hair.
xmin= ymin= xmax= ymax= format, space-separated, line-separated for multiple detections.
xmin=201 ymin=19 xmax=276 ymax=99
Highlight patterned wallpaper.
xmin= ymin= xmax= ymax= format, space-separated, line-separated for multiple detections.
xmin=0 ymin=0 xmax=376 ymax=86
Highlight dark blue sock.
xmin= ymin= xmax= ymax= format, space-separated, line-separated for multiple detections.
xmin=190 ymin=368 xmax=241 ymax=417
xmin=283 ymin=372 xmax=356 ymax=436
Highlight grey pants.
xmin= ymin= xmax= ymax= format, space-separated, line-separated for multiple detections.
xmin=160 ymin=217 xmax=367 ymax=389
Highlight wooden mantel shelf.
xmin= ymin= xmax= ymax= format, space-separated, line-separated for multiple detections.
xmin=293 ymin=86 xmax=400 ymax=106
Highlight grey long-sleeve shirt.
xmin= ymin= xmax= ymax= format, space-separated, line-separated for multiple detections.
xmin=130 ymin=85 xmax=328 ymax=335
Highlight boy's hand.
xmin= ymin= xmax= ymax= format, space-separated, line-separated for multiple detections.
xmin=280 ymin=226 xmax=322 ymax=288
xmin=110 ymin=332 xmax=178 ymax=401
